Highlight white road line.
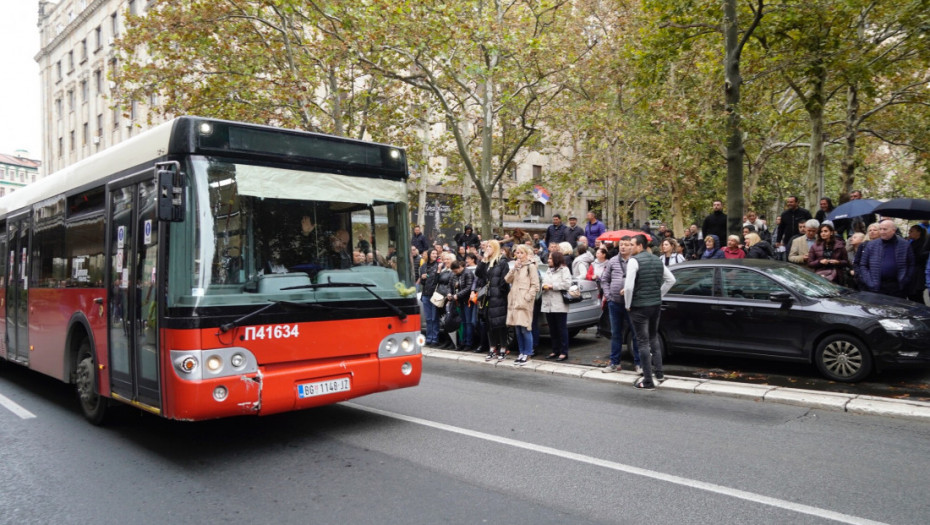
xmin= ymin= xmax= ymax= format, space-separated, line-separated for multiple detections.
xmin=0 ymin=392 xmax=37 ymax=419
xmin=345 ymin=402 xmax=888 ymax=525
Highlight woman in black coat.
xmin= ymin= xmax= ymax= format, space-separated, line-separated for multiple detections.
xmin=744 ymin=233 xmax=775 ymax=259
xmin=419 ymin=249 xmax=441 ymax=345
xmin=475 ymin=240 xmax=510 ymax=361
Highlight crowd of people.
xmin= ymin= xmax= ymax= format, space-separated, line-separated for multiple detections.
xmin=413 ymin=213 xmax=677 ymax=389
xmin=412 ymin=192 xmax=930 ymax=384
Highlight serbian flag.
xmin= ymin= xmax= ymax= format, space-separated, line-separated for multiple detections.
xmin=532 ymin=185 xmax=551 ymax=205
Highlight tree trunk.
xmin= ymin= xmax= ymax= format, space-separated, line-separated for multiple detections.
xmin=724 ymin=0 xmax=745 ymax=237
xmin=803 ymin=61 xmax=826 ymax=209
xmin=838 ymin=82 xmax=859 ymax=204
xmin=416 ymin=112 xmax=431 ymax=228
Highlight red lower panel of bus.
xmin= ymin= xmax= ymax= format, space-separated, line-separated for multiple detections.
xmin=160 ymin=316 xmax=422 ymax=421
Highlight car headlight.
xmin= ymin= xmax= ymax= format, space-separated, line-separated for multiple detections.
xmin=878 ymin=318 xmax=918 ymax=332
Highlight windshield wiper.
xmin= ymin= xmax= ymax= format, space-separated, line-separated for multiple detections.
xmin=219 ymin=301 xmax=282 ymax=333
xmin=281 ymin=280 xmax=407 ymax=320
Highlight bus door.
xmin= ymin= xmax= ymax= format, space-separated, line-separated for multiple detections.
xmin=5 ymin=216 xmax=30 ymax=365
xmin=107 ymin=178 xmax=161 ymax=409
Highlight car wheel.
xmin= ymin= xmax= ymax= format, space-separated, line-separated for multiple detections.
xmin=814 ymin=334 xmax=872 ymax=383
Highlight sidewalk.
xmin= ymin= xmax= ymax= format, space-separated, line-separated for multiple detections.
xmin=422 ymin=340 xmax=930 ymax=423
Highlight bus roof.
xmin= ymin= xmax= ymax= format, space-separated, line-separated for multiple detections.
xmin=0 ymin=117 xmax=409 ymax=219
xmin=0 ymin=119 xmax=177 ymax=217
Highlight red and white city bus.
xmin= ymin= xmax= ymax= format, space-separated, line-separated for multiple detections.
xmin=0 ymin=117 xmax=422 ymax=423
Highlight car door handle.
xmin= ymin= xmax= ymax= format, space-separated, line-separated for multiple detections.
xmin=720 ymin=307 xmax=738 ymax=315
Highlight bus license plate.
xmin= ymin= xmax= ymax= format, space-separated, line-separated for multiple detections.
xmin=298 ymin=378 xmax=351 ymax=399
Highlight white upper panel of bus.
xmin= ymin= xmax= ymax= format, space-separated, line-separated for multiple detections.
xmin=0 ymin=119 xmax=178 ymax=217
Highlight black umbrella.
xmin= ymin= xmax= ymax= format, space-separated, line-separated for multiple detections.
xmin=826 ymin=199 xmax=880 ymax=220
xmin=873 ymin=198 xmax=930 ymax=220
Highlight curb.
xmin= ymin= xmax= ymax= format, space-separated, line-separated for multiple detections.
xmin=423 ymin=348 xmax=930 ymax=422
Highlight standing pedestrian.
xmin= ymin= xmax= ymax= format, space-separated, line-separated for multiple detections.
xmin=600 ymin=237 xmax=641 ymax=373
xmin=540 ymin=251 xmax=572 ymax=362
xmin=411 ymin=225 xmax=429 ymax=256
xmin=701 ymin=201 xmax=728 ymax=245
xmin=565 ymin=216 xmax=585 ymax=248
xmin=419 ymin=249 xmax=441 ymax=346
xmin=476 ymin=240 xmax=511 ymax=361
xmin=505 ymin=244 xmax=540 ymax=365
xmin=776 ymin=196 xmax=813 ymax=249
xmin=584 ymin=211 xmax=606 ymax=247
xmin=624 ymin=235 xmax=676 ymax=390
xmin=858 ymin=219 xmax=915 ymax=298
xmin=545 ymin=214 xmax=568 ymax=246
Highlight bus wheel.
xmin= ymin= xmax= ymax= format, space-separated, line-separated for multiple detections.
xmin=76 ymin=341 xmax=108 ymax=425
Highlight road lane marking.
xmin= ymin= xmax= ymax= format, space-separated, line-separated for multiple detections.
xmin=0 ymin=392 xmax=37 ymax=419
xmin=345 ymin=402 xmax=888 ymax=525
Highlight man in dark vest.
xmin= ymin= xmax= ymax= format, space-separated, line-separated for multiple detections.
xmin=624 ymin=234 xmax=676 ymax=390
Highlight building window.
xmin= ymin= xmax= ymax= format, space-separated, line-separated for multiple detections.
xmin=96 ymin=114 xmax=103 ymax=138
xmin=32 ymin=174 xmax=36 ymax=183
xmin=55 ymin=98 xmax=63 ymax=117
xmin=68 ymin=50 xmax=74 ymax=73
xmin=70 ymin=131 xmax=76 ymax=151
xmin=532 ymin=165 xmax=542 ymax=181
xmin=129 ymin=0 xmax=137 ymax=16
xmin=0 ymin=188 xmax=5 ymax=197
xmin=81 ymin=80 xmax=88 ymax=102
xmin=111 ymin=13 xmax=119 ymax=39
xmin=68 ymin=89 xmax=75 ymax=112
xmin=94 ymin=69 xmax=103 ymax=94
xmin=531 ymin=202 xmax=545 ymax=216
xmin=56 ymin=60 xmax=62 ymax=82
xmin=83 ymin=123 xmax=89 ymax=145
xmin=81 ymin=39 xmax=88 ymax=62
xmin=112 ymin=106 xmax=120 ymax=129
xmin=0 ymin=168 xmax=5 ymax=179
xmin=94 ymin=26 xmax=102 ymax=50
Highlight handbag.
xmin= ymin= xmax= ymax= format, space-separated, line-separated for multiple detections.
xmin=430 ymin=290 xmax=447 ymax=308
xmin=561 ymin=284 xmax=583 ymax=303
xmin=440 ymin=304 xmax=461 ymax=332
xmin=475 ymin=283 xmax=489 ymax=304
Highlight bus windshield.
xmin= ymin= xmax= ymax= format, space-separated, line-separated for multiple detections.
xmin=168 ymin=157 xmax=413 ymax=309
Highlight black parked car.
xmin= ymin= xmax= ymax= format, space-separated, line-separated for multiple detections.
xmin=658 ymin=259 xmax=930 ymax=382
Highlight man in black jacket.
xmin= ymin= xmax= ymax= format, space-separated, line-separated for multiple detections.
xmin=411 ymin=225 xmax=430 ymax=255
xmin=454 ymin=224 xmax=480 ymax=250
xmin=545 ymin=214 xmax=568 ymax=246
xmin=776 ymin=196 xmax=812 ymax=249
xmin=701 ymin=201 xmax=728 ymax=244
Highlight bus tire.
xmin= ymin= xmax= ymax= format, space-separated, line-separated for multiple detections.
xmin=75 ymin=340 xmax=108 ymax=425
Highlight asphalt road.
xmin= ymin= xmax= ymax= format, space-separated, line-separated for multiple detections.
xmin=2 ymin=358 xmax=929 ymax=524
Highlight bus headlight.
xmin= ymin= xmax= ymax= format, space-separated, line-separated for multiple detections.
xmin=230 ymin=353 xmax=245 ymax=368
xmin=206 ymin=355 xmax=223 ymax=372
xmin=378 ymin=332 xmax=422 ymax=358
xmin=401 ymin=362 xmax=412 ymax=375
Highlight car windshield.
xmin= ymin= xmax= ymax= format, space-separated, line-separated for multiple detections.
xmin=167 ymin=157 xmax=414 ymax=309
xmin=763 ymin=264 xmax=847 ymax=298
